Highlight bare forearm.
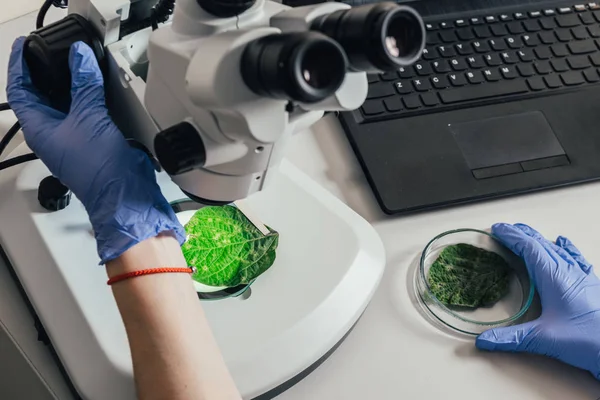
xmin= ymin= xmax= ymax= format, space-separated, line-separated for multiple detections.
xmin=107 ymin=234 xmax=241 ymax=400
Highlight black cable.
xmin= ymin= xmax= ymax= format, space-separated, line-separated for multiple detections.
xmin=120 ymin=0 xmax=176 ymax=37
xmin=0 ymin=122 xmax=21 ymax=159
xmin=37 ymin=0 xmax=54 ymax=29
xmin=0 ymin=103 xmax=10 ymax=112
xmin=0 ymin=153 xmax=38 ymax=171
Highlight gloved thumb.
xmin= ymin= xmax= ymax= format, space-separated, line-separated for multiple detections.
xmin=476 ymin=320 xmax=539 ymax=352
xmin=68 ymin=41 xmax=105 ymax=113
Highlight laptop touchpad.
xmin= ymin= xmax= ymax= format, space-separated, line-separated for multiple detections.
xmin=449 ymin=111 xmax=566 ymax=172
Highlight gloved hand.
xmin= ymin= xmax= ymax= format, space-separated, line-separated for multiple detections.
xmin=6 ymin=38 xmax=185 ymax=263
xmin=476 ymin=223 xmax=600 ymax=380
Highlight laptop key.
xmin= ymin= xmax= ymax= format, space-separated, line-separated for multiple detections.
xmin=583 ymin=68 xmax=600 ymax=81
xmin=380 ymin=72 xmax=398 ymax=81
xmin=527 ymin=76 xmax=546 ymax=90
xmin=523 ymin=34 xmax=540 ymax=46
xmin=534 ymin=60 xmax=553 ymax=74
xmin=367 ymin=74 xmax=379 ymax=83
xmin=412 ymin=78 xmax=431 ymax=91
xmin=517 ymin=63 xmax=535 ymax=77
xmin=588 ymin=25 xmax=600 ymax=37
xmin=439 ymin=80 xmax=528 ymax=104
xmin=421 ymin=92 xmax=440 ymax=106
xmin=551 ymin=44 xmax=569 ymax=57
xmin=450 ymin=58 xmax=468 ymax=71
xmin=439 ymin=45 xmax=457 ymax=57
xmin=467 ymin=55 xmax=486 ymax=68
xmin=580 ymin=12 xmax=595 ymax=24
xmin=491 ymin=24 xmax=508 ymax=36
xmin=395 ymin=81 xmax=413 ymax=94
xmin=432 ymin=60 xmax=451 ymax=73
xmin=551 ymin=58 xmax=569 ymax=72
xmin=568 ymin=40 xmax=598 ymax=54
xmin=448 ymin=73 xmax=467 ymax=86
xmin=384 ymin=97 xmax=403 ymax=112
xmin=431 ymin=75 xmax=449 ymax=88
xmin=505 ymin=36 xmax=522 ymax=49
xmin=539 ymin=31 xmax=557 ymax=44
xmin=501 ymin=51 xmax=519 ymax=64
xmin=501 ymin=65 xmax=518 ymax=79
xmin=523 ymin=20 xmax=541 ymax=32
xmin=507 ymin=21 xmax=525 ymax=34
xmin=535 ymin=46 xmax=552 ymax=59
xmin=414 ymin=62 xmax=432 ymax=76
xmin=518 ymin=49 xmax=535 ymax=61
xmin=572 ymin=26 xmax=590 ymax=40
xmin=402 ymin=95 xmax=422 ymax=109
xmin=457 ymin=28 xmax=475 ymax=41
xmin=590 ymin=53 xmax=600 ymax=66
xmin=544 ymin=74 xmax=562 ymax=88
xmin=427 ymin=32 xmax=441 ymax=45
xmin=485 ymin=53 xmax=503 ymax=66
xmin=466 ymin=70 xmax=484 ymax=83
xmin=472 ymin=41 xmax=491 ymax=53
xmin=440 ymin=30 xmax=458 ymax=43
xmin=567 ymin=55 xmax=592 ymax=69
xmin=561 ymin=71 xmax=585 ymax=85
xmin=367 ymin=83 xmax=395 ymax=99
xmin=421 ymin=47 xmax=437 ymax=60
xmin=540 ymin=17 xmax=557 ymax=30
xmin=489 ymin=38 xmax=507 ymax=51
xmin=483 ymin=68 xmax=501 ymax=81
xmin=455 ymin=43 xmax=473 ymax=55
xmin=556 ymin=14 xmax=580 ymax=27
xmin=555 ymin=29 xmax=573 ymax=42
xmin=474 ymin=26 xmax=492 ymax=38
xmin=398 ymin=67 xmax=414 ymax=78
xmin=362 ymin=100 xmax=385 ymax=115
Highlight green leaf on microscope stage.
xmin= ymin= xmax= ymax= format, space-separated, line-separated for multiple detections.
xmin=182 ymin=205 xmax=279 ymax=287
xmin=427 ymin=243 xmax=512 ymax=308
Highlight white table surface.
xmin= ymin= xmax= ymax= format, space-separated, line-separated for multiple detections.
xmin=2 ymin=5 xmax=600 ymax=400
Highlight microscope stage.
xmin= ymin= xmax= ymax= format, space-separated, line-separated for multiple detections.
xmin=0 ymin=146 xmax=385 ymax=400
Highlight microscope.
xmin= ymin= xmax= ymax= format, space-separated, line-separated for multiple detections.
xmin=0 ymin=0 xmax=425 ymax=398
xmin=24 ymin=0 xmax=424 ymax=204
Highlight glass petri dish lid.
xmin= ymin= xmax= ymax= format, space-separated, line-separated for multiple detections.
xmin=171 ymin=199 xmax=253 ymax=301
xmin=415 ymin=228 xmax=535 ymax=336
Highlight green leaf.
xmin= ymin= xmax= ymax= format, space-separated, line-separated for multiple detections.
xmin=182 ymin=205 xmax=279 ymax=287
xmin=427 ymin=243 xmax=512 ymax=308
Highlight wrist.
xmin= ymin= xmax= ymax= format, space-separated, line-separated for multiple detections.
xmin=106 ymin=233 xmax=187 ymax=278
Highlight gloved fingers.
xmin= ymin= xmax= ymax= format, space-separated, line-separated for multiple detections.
xmin=556 ymin=236 xmax=593 ymax=275
xmin=476 ymin=320 xmax=539 ymax=352
xmin=6 ymin=37 xmax=64 ymax=126
xmin=514 ymin=223 xmax=579 ymax=270
xmin=492 ymin=223 xmax=551 ymax=286
xmin=69 ymin=42 xmax=106 ymax=115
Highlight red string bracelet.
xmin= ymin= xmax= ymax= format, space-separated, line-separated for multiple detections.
xmin=107 ymin=267 xmax=196 ymax=285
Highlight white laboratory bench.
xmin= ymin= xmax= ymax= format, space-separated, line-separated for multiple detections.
xmin=1 ymin=6 xmax=600 ymax=400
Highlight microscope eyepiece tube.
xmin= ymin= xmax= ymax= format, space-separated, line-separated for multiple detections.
xmin=311 ymin=2 xmax=425 ymax=72
xmin=240 ymin=32 xmax=348 ymax=103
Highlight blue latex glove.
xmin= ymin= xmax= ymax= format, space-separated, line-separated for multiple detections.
xmin=476 ymin=223 xmax=600 ymax=380
xmin=6 ymin=38 xmax=185 ymax=263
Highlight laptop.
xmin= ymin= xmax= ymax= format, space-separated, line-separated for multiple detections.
xmin=339 ymin=0 xmax=600 ymax=214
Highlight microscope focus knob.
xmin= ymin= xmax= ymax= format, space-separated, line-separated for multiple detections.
xmin=154 ymin=122 xmax=206 ymax=176
xmin=38 ymin=176 xmax=72 ymax=211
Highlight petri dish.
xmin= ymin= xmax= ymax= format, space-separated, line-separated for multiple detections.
xmin=415 ymin=229 xmax=535 ymax=335
xmin=171 ymin=199 xmax=253 ymax=301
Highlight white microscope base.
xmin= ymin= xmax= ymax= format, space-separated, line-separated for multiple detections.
xmin=0 ymin=144 xmax=385 ymax=400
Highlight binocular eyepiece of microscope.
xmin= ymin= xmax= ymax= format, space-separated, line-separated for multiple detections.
xmin=311 ymin=2 xmax=425 ymax=73
xmin=241 ymin=31 xmax=348 ymax=104
xmin=241 ymin=2 xmax=425 ymax=104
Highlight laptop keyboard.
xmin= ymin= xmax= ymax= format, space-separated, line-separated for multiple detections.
xmin=361 ymin=2 xmax=600 ymax=121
